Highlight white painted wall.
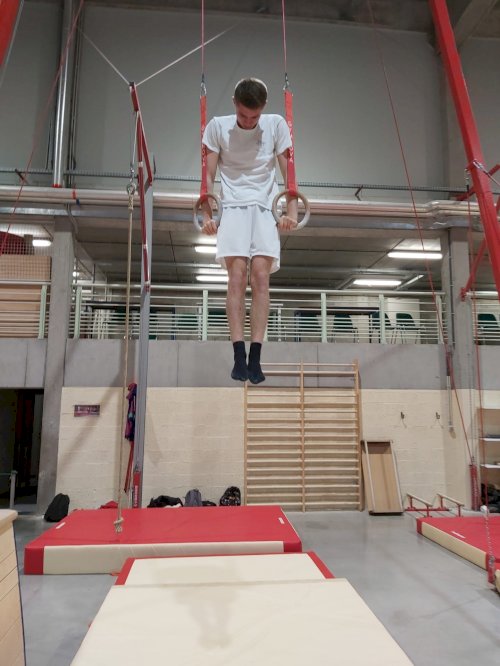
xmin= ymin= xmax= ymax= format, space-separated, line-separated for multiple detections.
xmin=56 ymin=385 xmax=500 ymax=511
xmin=447 ymin=38 xmax=500 ymax=187
xmin=0 ymin=1 xmax=60 ymax=186
xmin=3 ymin=4 xmax=500 ymax=196
xmin=73 ymin=7 xmax=444 ymax=199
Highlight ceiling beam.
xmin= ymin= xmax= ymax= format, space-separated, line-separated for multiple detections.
xmin=452 ymin=0 xmax=499 ymax=46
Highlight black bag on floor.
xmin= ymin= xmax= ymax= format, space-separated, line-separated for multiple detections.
xmin=44 ymin=493 xmax=70 ymax=522
xmin=147 ymin=495 xmax=183 ymax=508
xmin=219 ymin=486 xmax=241 ymax=506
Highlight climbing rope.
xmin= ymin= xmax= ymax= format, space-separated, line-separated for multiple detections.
xmin=114 ymin=162 xmax=136 ymax=534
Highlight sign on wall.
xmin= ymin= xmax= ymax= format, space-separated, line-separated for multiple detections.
xmin=74 ymin=404 xmax=100 ymax=417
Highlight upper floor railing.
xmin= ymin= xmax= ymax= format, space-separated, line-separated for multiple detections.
xmin=467 ymin=293 xmax=500 ymax=345
xmin=70 ymin=283 xmax=448 ymax=345
xmin=2 ymin=280 xmax=500 ymax=345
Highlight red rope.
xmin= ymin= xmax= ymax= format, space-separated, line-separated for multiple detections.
xmin=366 ymin=0 xmax=473 ymax=462
xmin=281 ymin=0 xmax=297 ymax=195
xmin=281 ymin=0 xmax=288 ymax=77
xmin=201 ymin=0 xmax=205 ymax=77
xmin=0 ymin=0 xmax=85 ymax=258
xmin=200 ymin=94 xmax=208 ymax=197
xmin=284 ymin=90 xmax=297 ymax=195
xmin=368 ymin=0 xmax=496 ymax=582
xmin=465 ymin=179 xmax=491 ymax=515
xmin=199 ymin=0 xmax=208 ymax=198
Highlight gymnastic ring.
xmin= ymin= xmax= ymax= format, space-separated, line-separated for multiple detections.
xmin=193 ymin=192 xmax=222 ymax=232
xmin=272 ymin=189 xmax=310 ymax=229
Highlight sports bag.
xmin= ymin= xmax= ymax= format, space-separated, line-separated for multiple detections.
xmin=184 ymin=489 xmax=202 ymax=507
xmin=44 ymin=493 xmax=70 ymax=522
xmin=219 ymin=486 xmax=241 ymax=506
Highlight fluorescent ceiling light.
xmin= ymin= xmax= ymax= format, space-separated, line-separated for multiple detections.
xmin=196 ymin=274 xmax=228 ymax=283
xmin=195 ymin=245 xmax=217 ymax=254
xmin=354 ymin=279 xmax=402 ymax=287
xmin=32 ymin=238 xmax=52 ymax=247
xmin=198 ymin=267 xmax=227 ymax=275
xmin=388 ymin=251 xmax=442 ymax=260
xmin=196 ymin=237 xmax=217 ymax=245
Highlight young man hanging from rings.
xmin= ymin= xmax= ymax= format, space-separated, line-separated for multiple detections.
xmin=201 ymin=77 xmax=298 ymax=384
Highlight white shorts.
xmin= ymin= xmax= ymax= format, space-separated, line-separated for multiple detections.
xmin=216 ymin=204 xmax=280 ymax=273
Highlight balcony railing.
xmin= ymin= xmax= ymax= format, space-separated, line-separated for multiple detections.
xmin=70 ymin=283 xmax=449 ymax=345
xmin=0 ymin=279 xmax=497 ymax=346
xmin=469 ymin=294 xmax=500 ymax=345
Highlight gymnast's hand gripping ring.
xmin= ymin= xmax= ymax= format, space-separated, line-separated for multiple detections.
xmin=271 ymin=189 xmax=311 ymax=229
xmin=193 ymin=192 xmax=222 ymax=232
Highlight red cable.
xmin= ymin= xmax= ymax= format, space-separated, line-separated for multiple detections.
xmin=465 ymin=185 xmax=484 ymax=511
xmin=201 ymin=0 xmax=205 ymax=78
xmin=281 ymin=0 xmax=297 ymax=196
xmin=0 ymin=0 xmax=85 ymax=259
xmin=281 ymin=0 xmax=288 ymax=76
xmin=366 ymin=0 xmax=474 ymax=462
xmin=199 ymin=0 xmax=208 ymax=198
xmin=284 ymin=90 xmax=297 ymax=196
xmin=368 ymin=0 xmax=495 ymax=582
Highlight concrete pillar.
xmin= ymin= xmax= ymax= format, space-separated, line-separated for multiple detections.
xmin=441 ymin=227 xmax=474 ymax=389
xmin=440 ymin=68 xmax=467 ymax=190
xmin=37 ymin=219 xmax=74 ymax=512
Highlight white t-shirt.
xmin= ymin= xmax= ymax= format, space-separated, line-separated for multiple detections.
xmin=202 ymin=114 xmax=292 ymax=209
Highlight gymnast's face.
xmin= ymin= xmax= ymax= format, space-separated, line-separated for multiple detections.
xmin=233 ymin=101 xmax=265 ymax=130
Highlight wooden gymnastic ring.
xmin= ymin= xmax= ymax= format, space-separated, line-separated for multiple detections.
xmin=272 ymin=189 xmax=310 ymax=229
xmin=193 ymin=192 xmax=221 ymax=232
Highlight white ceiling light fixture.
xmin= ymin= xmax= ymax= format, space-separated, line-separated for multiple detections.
xmin=388 ymin=251 xmax=442 ymax=260
xmin=353 ymin=279 xmax=402 ymax=287
xmin=197 ymin=267 xmax=227 ymax=275
xmin=195 ymin=245 xmax=217 ymax=254
xmin=32 ymin=238 xmax=52 ymax=247
xmin=196 ymin=274 xmax=229 ymax=283
xmin=196 ymin=237 xmax=217 ymax=245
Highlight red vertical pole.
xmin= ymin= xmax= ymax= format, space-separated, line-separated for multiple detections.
xmin=0 ymin=0 xmax=21 ymax=67
xmin=429 ymin=0 xmax=500 ymax=298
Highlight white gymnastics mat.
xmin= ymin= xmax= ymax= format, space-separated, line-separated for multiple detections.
xmin=72 ymin=578 xmax=413 ymax=665
xmin=115 ymin=551 xmax=333 ymax=586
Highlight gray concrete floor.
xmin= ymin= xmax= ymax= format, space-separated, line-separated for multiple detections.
xmin=14 ymin=510 xmax=500 ymax=666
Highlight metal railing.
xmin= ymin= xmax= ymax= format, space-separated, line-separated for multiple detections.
xmin=469 ymin=294 xmax=500 ymax=345
xmin=1 ymin=279 xmax=498 ymax=346
xmin=70 ymin=283 xmax=449 ymax=345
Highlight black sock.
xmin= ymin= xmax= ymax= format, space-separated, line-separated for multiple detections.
xmin=231 ymin=341 xmax=248 ymax=381
xmin=247 ymin=342 xmax=265 ymax=384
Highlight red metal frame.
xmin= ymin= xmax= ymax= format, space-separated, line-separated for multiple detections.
xmin=429 ymin=0 xmax=500 ymax=300
xmin=129 ymin=83 xmax=153 ymax=289
xmin=0 ymin=0 xmax=21 ymax=67
xmin=456 ymin=163 xmax=500 ymax=201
